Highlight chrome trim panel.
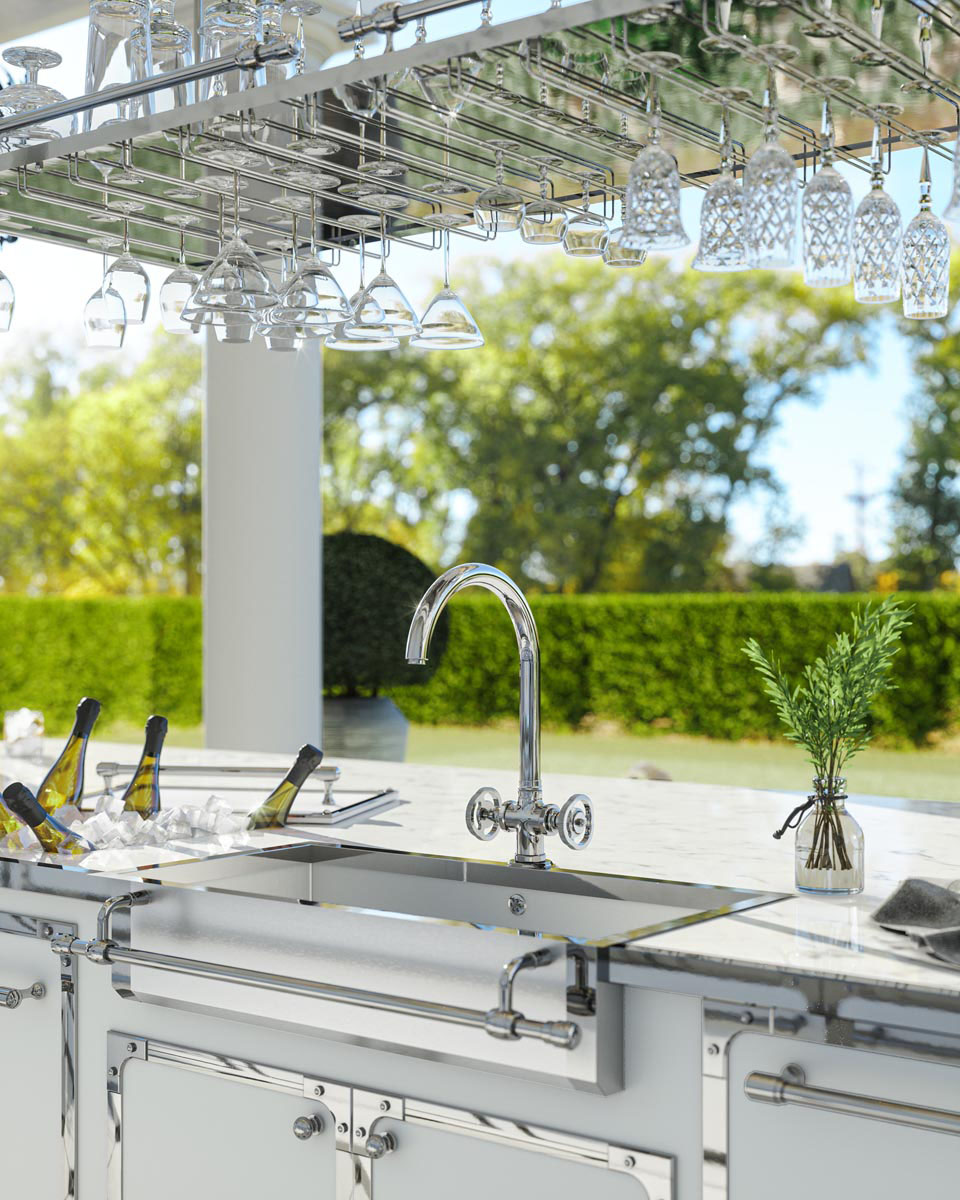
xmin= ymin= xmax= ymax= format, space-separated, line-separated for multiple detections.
xmin=55 ymin=895 xmax=582 ymax=1051
xmin=0 ymin=909 xmax=78 ymax=1200
xmin=105 ymin=1034 xmax=675 ymax=1200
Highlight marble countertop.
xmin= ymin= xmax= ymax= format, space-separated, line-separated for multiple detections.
xmin=3 ymin=739 xmax=960 ymax=1000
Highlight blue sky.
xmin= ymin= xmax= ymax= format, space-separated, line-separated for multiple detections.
xmin=0 ymin=8 xmax=949 ymax=566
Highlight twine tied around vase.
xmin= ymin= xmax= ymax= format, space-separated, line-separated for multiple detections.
xmin=773 ymin=776 xmax=848 ymax=847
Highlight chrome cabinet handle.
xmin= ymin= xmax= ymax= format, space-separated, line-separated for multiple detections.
xmin=0 ymin=982 xmax=45 ymax=1009
xmin=745 ymin=1065 xmax=960 ymax=1137
xmin=292 ymin=1114 xmax=324 ymax=1140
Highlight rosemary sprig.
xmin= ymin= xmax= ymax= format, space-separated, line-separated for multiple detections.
xmin=743 ymin=597 xmax=913 ymax=782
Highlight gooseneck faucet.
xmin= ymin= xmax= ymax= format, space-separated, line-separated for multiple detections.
xmin=406 ymin=563 xmax=593 ymax=869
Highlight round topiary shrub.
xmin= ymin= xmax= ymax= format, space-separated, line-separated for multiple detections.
xmin=323 ymin=531 xmax=449 ymax=697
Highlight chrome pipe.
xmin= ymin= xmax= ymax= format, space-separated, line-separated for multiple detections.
xmin=337 ymin=0 xmax=479 ymax=40
xmin=745 ymin=1068 xmax=960 ymax=1136
xmin=406 ymin=563 xmax=542 ymax=810
xmin=0 ymin=38 xmax=298 ymax=138
xmin=51 ymin=932 xmax=580 ymax=1050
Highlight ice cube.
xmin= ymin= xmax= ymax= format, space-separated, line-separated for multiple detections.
xmin=95 ymin=793 xmax=125 ymax=820
xmin=57 ymin=805 xmax=82 ymax=827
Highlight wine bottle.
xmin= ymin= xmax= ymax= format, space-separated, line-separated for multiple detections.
xmin=247 ymin=744 xmax=324 ymax=830
xmin=2 ymin=783 xmax=95 ymax=855
xmin=120 ymin=715 xmax=168 ymax=818
xmin=37 ymin=696 xmax=102 ymax=813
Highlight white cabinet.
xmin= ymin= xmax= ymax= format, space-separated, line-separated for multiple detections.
xmin=119 ymin=1055 xmax=336 ymax=1200
xmin=728 ymin=1031 xmax=960 ymax=1199
xmin=108 ymin=1033 xmax=675 ymax=1200
xmin=0 ymin=911 xmax=77 ymax=1200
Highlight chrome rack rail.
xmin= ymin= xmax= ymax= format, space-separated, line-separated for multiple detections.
xmin=52 ymin=895 xmax=581 ymax=1051
xmin=745 ymin=1065 xmax=960 ymax=1137
xmin=90 ymin=759 xmax=397 ymax=826
xmin=95 ymin=760 xmax=342 ymax=802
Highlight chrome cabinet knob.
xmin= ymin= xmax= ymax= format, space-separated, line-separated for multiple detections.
xmin=365 ymin=1131 xmax=397 ymax=1159
xmin=292 ymin=1114 xmax=324 ymax=1140
xmin=465 ymin=786 xmax=503 ymax=841
xmin=557 ymin=795 xmax=594 ymax=851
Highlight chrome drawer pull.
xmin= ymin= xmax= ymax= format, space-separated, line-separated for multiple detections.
xmin=745 ymin=1065 xmax=960 ymax=1137
xmin=0 ymin=981 xmax=45 ymax=1010
xmin=51 ymin=895 xmax=581 ymax=1051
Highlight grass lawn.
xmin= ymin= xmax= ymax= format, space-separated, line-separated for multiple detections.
xmin=407 ymin=725 xmax=960 ymax=803
xmin=94 ymin=719 xmax=960 ymax=804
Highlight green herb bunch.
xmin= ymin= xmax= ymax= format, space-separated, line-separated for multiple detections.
xmin=742 ymin=597 xmax=913 ymax=787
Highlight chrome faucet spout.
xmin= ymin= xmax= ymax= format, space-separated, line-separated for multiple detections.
xmin=405 ymin=563 xmax=542 ymax=808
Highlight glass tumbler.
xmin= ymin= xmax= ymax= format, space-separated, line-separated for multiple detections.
xmin=84 ymin=0 xmax=152 ymax=130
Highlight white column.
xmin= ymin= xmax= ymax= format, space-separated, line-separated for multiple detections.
xmin=202 ymin=334 xmax=323 ymax=753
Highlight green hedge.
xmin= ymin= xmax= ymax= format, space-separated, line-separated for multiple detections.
xmin=387 ymin=593 xmax=960 ymax=746
xmin=3 ymin=593 xmax=959 ymax=745
xmin=0 ymin=596 xmax=202 ymax=730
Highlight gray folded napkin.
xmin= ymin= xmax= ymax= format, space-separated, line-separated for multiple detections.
xmin=872 ymin=878 xmax=960 ymax=934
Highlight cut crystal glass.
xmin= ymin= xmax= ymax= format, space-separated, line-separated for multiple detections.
xmin=693 ymin=107 xmax=747 ymax=272
xmin=853 ymin=124 xmax=902 ymax=304
xmin=902 ymin=148 xmax=949 ymax=320
xmin=623 ymin=144 xmax=688 ymax=251
xmin=801 ymin=101 xmax=852 ymax=288
xmin=743 ymin=70 xmax=798 ymax=268
xmin=623 ymin=79 xmax=688 ymax=251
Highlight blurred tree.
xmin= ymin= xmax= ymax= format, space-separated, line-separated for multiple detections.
xmin=0 ymin=334 xmax=201 ymax=595
xmin=324 ymin=257 xmax=868 ymax=591
xmin=890 ymin=259 xmax=960 ymax=589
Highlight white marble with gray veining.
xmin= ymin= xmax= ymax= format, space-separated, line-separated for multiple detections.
xmin=4 ymin=739 xmax=960 ymax=998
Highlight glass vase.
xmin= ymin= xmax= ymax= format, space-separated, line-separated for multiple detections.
xmin=795 ymin=778 xmax=864 ymax=895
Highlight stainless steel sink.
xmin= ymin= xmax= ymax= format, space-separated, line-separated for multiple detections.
xmin=144 ymin=841 xmax=785 ymax=948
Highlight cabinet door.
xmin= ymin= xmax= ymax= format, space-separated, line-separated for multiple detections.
xmin=728 ymin=1031 xmax=960 ymax=1200
xmin=120 ymin=1056 xmax=337 ymax=1200
xmin=0 ymin=914 xmax=75 ymax=1200
xmin=368 ymin=1118 xmax=646 ymax=1200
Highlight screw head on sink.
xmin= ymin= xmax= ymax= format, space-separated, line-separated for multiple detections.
xmin=508 ymin=894 xmax=527 ymax=917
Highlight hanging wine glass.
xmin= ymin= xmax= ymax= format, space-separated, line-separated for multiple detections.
xmin=348 ymin=215 xmax=421 ymax=339
xmin=83 ymin=260 xmax=127 ymax=349
xmin=851 ymin=0 xmax=886 ymax=66
xmin=187 ymin=177 xmax=278 ymax=322
xmin=693 ymin=102 xmax=747 ymax=272
xmin=0 ymin=264 xmax=14 ymax=333
xmin=411 ymin=225 xmax=483 ymax=350
xmin=420 ymin=56 xmax=484 ymax=197
xmin=743 ymin=67 xmax=798 ymax=269
xmin=521 ymin=157 xmax=568 ymax=245
xmin=0 ymin=47 xmax=74 ymax=145
xmin=160 ymin=232 xmax=201 ymax=334
xmin=698 ymin=0 xmax=740 ymax=57
xmin=474 ymin=141 xmax=526 ymax=235
xmin=325 ymin=231 xmax=397 ymax=351
xmin=104 ymin=222 xmax=151 ymax=325
xmin=802 ymin=99 xmax=853 ymax=288
xmin=283 ymin=1 xmax=324 ymax=79
xmin=622 ymin=74 xmax=689 ymax=251
xmin=853 ymin=118 xmax=902 ymax=304
xmin=800 ymin=0 xmax=842 ymax=39
xmin=563 ymin=176 xmax=609 ymax=257
xmin=902 ymin=147 xmax=949 ymax=320
xmin=272 ymin=204 xmax=352 ymax=333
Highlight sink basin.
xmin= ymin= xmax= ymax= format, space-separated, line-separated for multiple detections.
xmin=144 ymin=840 xmax=785 ymax=948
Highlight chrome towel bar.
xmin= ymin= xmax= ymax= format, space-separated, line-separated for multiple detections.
xmin=50 ymin=896 xmax=581 ymax=1051
xmin=745 ymin=1065 xmax=960 ymax=1137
